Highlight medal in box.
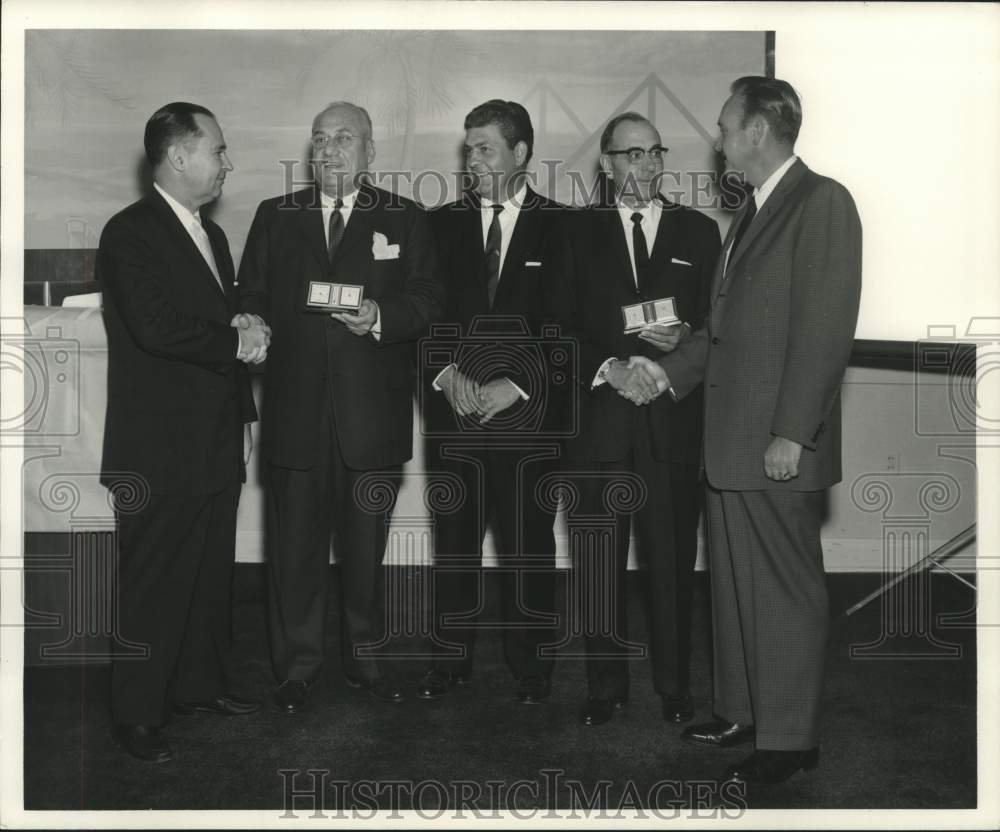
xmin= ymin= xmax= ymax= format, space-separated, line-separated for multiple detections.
xmin=305 ymin=281 xmax=364 ymax=313
xmin=622 ymin=296 xmax=680 ymax=333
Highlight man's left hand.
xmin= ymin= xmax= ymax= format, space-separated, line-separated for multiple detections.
xmin=478 ymin=379 xmax=522 ymax=423
xmin=764 ymin=436 xmax=803 ymax=481
xmin=331 ymin=299 xmax=378 ymax=336
xmin=638 ymin=322 xmax=687 ymax=353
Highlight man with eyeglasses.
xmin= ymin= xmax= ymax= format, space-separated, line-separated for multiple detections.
xmin=238 ymin=101 xmax=444 ymax=713
xmin=547 ymin=111 xmax=721 ymax=728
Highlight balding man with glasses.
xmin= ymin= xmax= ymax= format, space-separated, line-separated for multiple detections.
xmin=546 ymin=112 xmax=721 ymax=728
xmin=238 ymin=101 xmax=444 ymax=713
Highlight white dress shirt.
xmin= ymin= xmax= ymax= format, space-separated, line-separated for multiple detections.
xmin=616 ymin=197 xmax=662 ymax=286
xmin=480 ymin=183 xmax=527 ymax=279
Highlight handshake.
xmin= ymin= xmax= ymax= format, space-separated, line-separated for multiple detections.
xmin=231 ymin=313 xmax=271 ymax=364
xmin=606 ymin=355 xmax=670 ymax=406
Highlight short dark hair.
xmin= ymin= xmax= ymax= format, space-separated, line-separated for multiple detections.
xmin=599 ymin=111 xmax=656 ymax=153
xmin=144 ymin=102 xmax=216 ymax=168
xmin=464 ymin=99 xmax=534 ymax=163
xmin=730 ymin=76 xmax=802 ymax=147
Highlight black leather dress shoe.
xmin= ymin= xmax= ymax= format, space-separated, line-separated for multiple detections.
xmin=578 ymin=696 xmax=626 ymax=726
xmin=516 ymin=675 xmax=551 ymax=705
xmin=112 ymin=724 xmax=172 ymax=763
xmin=346 ymin=674 xmax=404 ymax=703
xmin=662 ymin=692 xmax=694 ymax=723
xmin=172 ymin=694 xmax=261 ymax=717
xmin=415 ymin=668 xmax=471 ymax=700
xmin=723 ymin=748 xmax=819 ymax=785
xmin=681 ymin=719 xmax=755 ymax=747
xmin=274 ymin=680 xmax=310 ymax=714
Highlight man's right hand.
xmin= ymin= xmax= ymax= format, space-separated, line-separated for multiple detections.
xmin=439 ymin=365 xmax=482 ymax=417
xmin=607 ymin=356 xmax=669 ymax=405
xmin=232 ymin=314 xmax=271 ymax=364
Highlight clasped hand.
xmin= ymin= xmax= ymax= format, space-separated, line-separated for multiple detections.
xmin=607 ymin=356 xmax=670 ymax=405
xmin=441 ymin=367 xmax=520 ymax=424
xmin=231 ymin=313 xmax=271 ymax=364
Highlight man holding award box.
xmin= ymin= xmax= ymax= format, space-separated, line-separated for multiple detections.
xmin=238 ymin=101 xmax=444 ymax=713
xmin=546 ymin=112 xmax=721 ymax=729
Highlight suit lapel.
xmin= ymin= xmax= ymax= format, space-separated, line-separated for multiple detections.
xmin=597 ymin=204 xmax=636 ymax=292
xmin=334 ymin=182 xmax=379 ymax=265
xmin=296 ymin=187 xmax=332 ymax=273
xmin=493 ymin=187 xmax=541 ymax=306
xmin=148 ymin=190 xmax=227 ymax=301
xmin=647 ymin=196 xmax=678 ymax=274
xmin=727 ymin=158 xmax=808 ymax=272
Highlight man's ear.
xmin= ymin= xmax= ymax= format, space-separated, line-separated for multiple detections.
xmin=598 ymin=152 xmax=612 ymax=177
xmin=365 ymin=139 xmax=376 ymax=166
xmin=513 ymin=140 xmax=528 ymax=167
xmin=164 ymin=142 xmax=187 ymax=173
xmin=748 ymin=115 xmax=767 ymax=147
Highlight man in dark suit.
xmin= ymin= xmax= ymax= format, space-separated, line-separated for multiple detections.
xmin=239 ymin=102 xmax=443 ymax=712
xmin=99 ymin=102 xmax=267 ymax=762
xmin=547 ymin=112 xmax=721 ymax=727
xmin=657 ymin=77 xmax=862 ymax=785
xmin=418 ymin=100 xmax=567 ymax=705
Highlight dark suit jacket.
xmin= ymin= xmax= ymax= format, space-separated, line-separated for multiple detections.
xmin=98 ymin=189 xmax=256 ymax=495
xmin=239 ymin=183 xmax=444 ymax=471
xmin=662 ymin=159 xmax=862 ymax=491
xmin=546 ymin=196 xmax=721 ymax=463
xmin=424 ymin=186 xmax=569 ymax=437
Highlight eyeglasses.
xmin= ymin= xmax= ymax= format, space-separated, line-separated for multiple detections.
xmin=310 ymin=132 xmax=358 ymax=150
xmin=604 ymin=145 xmax=669 ymax=164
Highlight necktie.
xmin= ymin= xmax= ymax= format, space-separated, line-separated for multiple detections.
xmin=730 ymin=194 xmax=757 ymax=255
xmin=631 ymin=211 xmax=650 ymax=291
xmin=485 ymin=204 xmax=504 ymax=307
xmin=328 ymin=198 xmax=345 ymax=267
xmin=190 ymin=218 xmax=223 ymax=291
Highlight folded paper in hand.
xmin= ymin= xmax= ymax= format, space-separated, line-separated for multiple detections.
xmin=372 ymin=231 xmax=400 ymax=260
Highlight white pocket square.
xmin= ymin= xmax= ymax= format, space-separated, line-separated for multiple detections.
xmin=525 ymin=260 xmax=542 ymax=267
xmin=671 ymin=257 xmax=693 ymax=266
xmin=372 ymin=231 xmax=400 ymax=260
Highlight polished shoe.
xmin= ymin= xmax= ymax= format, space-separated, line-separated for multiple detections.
xmin=415 ymin=668 xmax=471 ymax=700
xmin=578 ymin=696 xmax=626 ymax=726
xmin=516 ymin=675 xmax=551 ymax=705
xmin=274 ymin=680 xmax=310 ymax=714
xmin=111 ymin=723 xmax=172 ymax=763
xmin=172 ymin=693 xmax=261 ymax=717
xmin=662 ymin=692 xmax=695 ymax=723
xmin=346 ymin=674 xmax=404 ymax=703
xmin=681 ymin=719 xmax=755 ymax=747
xmin=723 ymin=748 xmax=819 ymax=785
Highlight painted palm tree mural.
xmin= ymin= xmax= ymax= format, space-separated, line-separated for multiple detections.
xmin=292 ymin=31 xmax=472 ymax=171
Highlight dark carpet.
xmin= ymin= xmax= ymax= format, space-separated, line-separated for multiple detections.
xmin=23 ymin=566 xmax=976 ymax=814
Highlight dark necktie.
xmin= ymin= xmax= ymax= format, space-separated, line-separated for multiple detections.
xmin=327 ymin=198 xmax=345 ymax=267
xmin=485 ymin=204 xmax=504 ymax=307
xmin=730 ymin=193 xmax=757 ymax=254
xmin=631 ymin=211 xmax=650 ymax=291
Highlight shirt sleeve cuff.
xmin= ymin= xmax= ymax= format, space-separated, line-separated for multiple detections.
xmin=505 ymin=378 xmax=529 ymax=400
xmin=432 ymin=363 xmax=457 ymax=392
xmin=370 ymin=302 xmax=382 ymax=341
xmin=592 ymin=357 xmax=616 ymax=389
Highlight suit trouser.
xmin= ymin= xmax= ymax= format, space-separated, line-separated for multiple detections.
xmin=428 ymin=443 xmax=559 ymax=679
xmin=705 ymin=486 xmax=829 ymax=750
xmin=265 ymin=403 xmax=399 ymax=684
xmin=111 ymin=481 xmax=240 ymax=726
xmin=570 ymin=421 xmax=701 ymax=700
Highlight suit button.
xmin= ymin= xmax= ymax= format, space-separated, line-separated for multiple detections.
xmin=711 ymin=337 xmax=721 ymax=345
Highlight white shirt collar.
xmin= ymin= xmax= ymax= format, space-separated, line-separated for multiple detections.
xmin=320 ymin=188 xmax=357 ymax=210
xmin=482 ymin=183 xmax=527 ymax=212
xmin=753 ymin=155 xmax=798 ymax=210
xmin=154 ymin=182 xmax=202 ymax=228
